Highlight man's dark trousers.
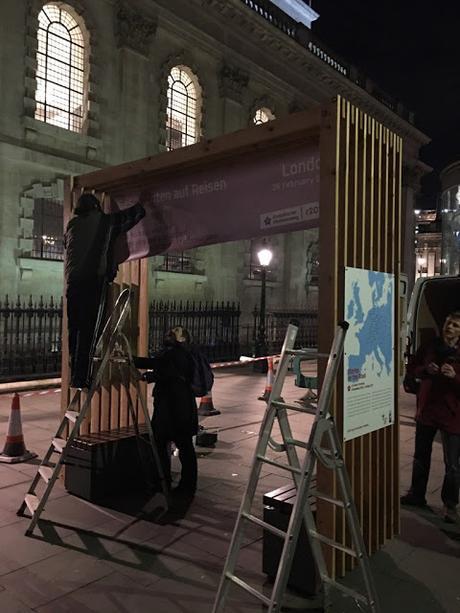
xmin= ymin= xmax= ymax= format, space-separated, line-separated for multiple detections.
xmin=66 ymin=276 xmax=106 ymax=388
xmin=410 ymin=420 xmax=460 ymax=508
xmin=155 ymin=431 xmax=197 ymax=494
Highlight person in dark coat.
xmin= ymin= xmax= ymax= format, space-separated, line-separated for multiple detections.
xmin=64 ymin=193 xmax=145 ymax=389
xmin=135 ymin=326 xmax=198 ymax=498
xmin=401 ymin=311 xmax=460 ymax=523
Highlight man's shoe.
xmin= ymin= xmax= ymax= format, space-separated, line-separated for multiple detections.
xmin=443 ymin=506 xmax=459 ymax=524
xmin=400 ymin=492 xmax=427 ymax=507
xmin=173 ymin=483 xmax=196 ymax=499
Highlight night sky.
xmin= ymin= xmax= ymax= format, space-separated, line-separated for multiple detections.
xmin=312 ymin=0 xmax=460 ymax=207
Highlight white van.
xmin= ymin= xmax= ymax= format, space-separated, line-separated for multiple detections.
xmin=407 ymin=276 xmax=460 ymax=354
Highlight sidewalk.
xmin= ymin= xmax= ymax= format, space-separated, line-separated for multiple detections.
xmin=0 ymin=370 xmax=459 ymax=612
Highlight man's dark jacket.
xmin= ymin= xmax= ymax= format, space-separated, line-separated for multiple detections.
xmin=135 ymin=343 xmax=198 ymax=439
xmin=64 ymin=203 xmax=145 ymax=284
xmin=408 ymin=337 xmax=460 ymax=434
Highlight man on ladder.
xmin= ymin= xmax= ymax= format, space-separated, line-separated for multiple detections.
xmin=64 ymin=192 xmax=145 ymax=389
xmin=18 ymin=288 xmax=170 ymax=535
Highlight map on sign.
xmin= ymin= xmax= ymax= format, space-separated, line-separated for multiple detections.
xmin=343 ymin=267 xmax=395 ymax=442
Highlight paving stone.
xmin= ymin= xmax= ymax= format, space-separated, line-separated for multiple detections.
xmin=0 ymin=550 xmax=113 ymax=609
xmin=0 ymin=589 xmax=35 ymax=613
xmin=0 ymin=381 xmax=459 ymax=612
xmin=0 ymin=521 xmax=62 ymax=576
xmin=0 ymin=466 xmax=31 ymax=488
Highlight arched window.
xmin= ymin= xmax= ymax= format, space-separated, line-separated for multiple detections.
xmin=35 ymin=3 xmax=87 ymax=132
xmin=253 ymin=107 xmax=275 ymax=125
xmin=166 ymin=66 xmax=200 ymax=150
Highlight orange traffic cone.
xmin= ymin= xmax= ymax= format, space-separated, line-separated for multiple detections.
xmin=197 ymin=390 xmax=221 ymax=416
xmin=258 ymin=358 xmax=284 ymax=402
xmin=258 ymin=357 xmax=275 ymax=401
xmin=0 ymin=394 xmax=37 ymax=464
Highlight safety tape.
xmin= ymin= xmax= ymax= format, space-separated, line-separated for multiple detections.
xmin=0 ymin=354 xmax=282 ymax=400
xmin=210 ymin=354 xmax=280 ymax=369
xmin=0 ymin=388 xmax=61 ymax=401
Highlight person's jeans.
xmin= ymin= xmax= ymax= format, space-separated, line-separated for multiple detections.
xmin=409 ymin=421 xmax=460 ymax=508
xmin=440 ymin=430 xmax=460 ymax=509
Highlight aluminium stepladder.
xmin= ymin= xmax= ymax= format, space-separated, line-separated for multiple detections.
xmin=212 ymin=321 xmax=380 ymax=613
xmin=17 ymin=288 xmax=169 ymax=536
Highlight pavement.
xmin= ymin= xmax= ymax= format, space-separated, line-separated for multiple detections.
xmin=0 ymin=368 xmax=459 ymax=613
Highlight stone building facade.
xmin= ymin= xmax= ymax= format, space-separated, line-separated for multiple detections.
xmin=0 ymin=0 xmax=429 ymax=320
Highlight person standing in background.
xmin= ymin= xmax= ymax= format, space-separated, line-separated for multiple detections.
xmin=135 ymin=326 xmax=198 ymax=500
xmin=401 ymin=311 xmax=460 ymax=523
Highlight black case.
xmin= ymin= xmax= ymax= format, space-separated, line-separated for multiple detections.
xmin=64 ymin=425 xmax=157 ymax=503
xmin=262 ymin=483 xmax=319 ymax=595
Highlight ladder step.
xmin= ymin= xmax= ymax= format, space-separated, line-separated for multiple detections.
xmin=52 ymin=438 xmax=66 ymax=453
xmin=38 ymin=466 xmax=54 ymax=483
xmin=311 ymin=490 xmax=346 ymax=508
xmin=271 ymin=400 xmax=316 ymax=415
xmin=242 ymin=512 xmax=287 ymax=539
xmin=65 ymin=410 xmax=79 ymax=423
xmin=285 ymin=349 xmax=329 ymax=358
xmin=309 ymin=530 xmax=358 ymax=558
xmin=321 ymin=575 xmax=371 ymax=605
xmin=287 ymin=438 xmax=308 ymax=449
xmin=24 ymin=494 xmax=39 ymax=515
xmin=226 ymin=573 xmax=271 ymax=606
xmin=257 ymin=454 xmax=303 ymax=475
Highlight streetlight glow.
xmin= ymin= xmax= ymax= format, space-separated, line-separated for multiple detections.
xmin=257 ymin=248 xmax=273 ymax=267
xmin=417 ymin=257 xmax=426 ymax=266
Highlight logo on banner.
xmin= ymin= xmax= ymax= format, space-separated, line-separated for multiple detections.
xmin=260 ymin=201 xmax=319 ymax=230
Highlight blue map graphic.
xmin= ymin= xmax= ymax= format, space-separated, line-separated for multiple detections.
xmin=346 ymin=271 xmax=393 ymax=381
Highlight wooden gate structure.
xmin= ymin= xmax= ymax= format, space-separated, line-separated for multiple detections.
xmin=63 ymin=96 xmax=403 ymax=574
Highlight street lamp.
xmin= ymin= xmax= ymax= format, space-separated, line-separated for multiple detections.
xmin=417 ymin=256 xmax=426 ymax=278
xmin=253 ymin=247 xmax=273 ymax=373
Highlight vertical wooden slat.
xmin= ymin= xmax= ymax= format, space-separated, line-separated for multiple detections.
xmin=119 ymin=262 xmax=129 ymax=428
xmin=394 ymin=136 xmax=403 ymax=535
xmin=318 ymin=96 xmax=342 ymax=577
xmin=137 ymin=257 xmax=149 ymax=425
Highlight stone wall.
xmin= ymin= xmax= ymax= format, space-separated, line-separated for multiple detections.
xmin=0 ymin=0 xmax=427 ymax=307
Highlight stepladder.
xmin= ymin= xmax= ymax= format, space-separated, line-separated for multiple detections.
xmin=17 ymin=287 xmax=169 ymax=536
xmin=212 ymin=321 xmax=380 ymax=613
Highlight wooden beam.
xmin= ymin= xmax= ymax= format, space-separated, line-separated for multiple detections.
xmin=73 ymin=109 xmax=321 ymax=192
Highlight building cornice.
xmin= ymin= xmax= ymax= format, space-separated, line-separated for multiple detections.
xmin=200 ymin=0 xmax=430 ymax=147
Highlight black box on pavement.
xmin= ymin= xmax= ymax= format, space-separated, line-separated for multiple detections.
xmin=64 ymin=425 xmax=156 ymax=503
xmin=263 ymin=483 xmax=318 ymax=596
xmin=195 ymin=428 xmax=218 ymax=448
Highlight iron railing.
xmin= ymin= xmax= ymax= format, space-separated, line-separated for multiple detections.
xmin=0 ymin=295 xmax=318 ymax=380
xmin=241 ymin=307 xmax=318 ymax=355
xmin=157 ymin=252 xmax=203 ymax=274
xmin=31 ymin=236 xmax=64 ymax=261
xmin=0 ymin=295 xmax=63 ymax=382
xmin=149 ymin=300 xmax=241 ymax=362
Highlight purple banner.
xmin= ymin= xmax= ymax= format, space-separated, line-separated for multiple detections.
xmin=112 ymin=143 xmax=320 ymax=263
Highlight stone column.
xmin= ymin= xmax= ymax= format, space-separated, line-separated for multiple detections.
xmin=115 ymin=3 xmax=157 ymax=161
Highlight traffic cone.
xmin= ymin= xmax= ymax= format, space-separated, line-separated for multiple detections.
xmin=258 ymin=357 xmax=275 ymax=401
xmin=0 ymin=394 xmax=37 ymax=464
xmin=258 ymin=358 xmax=284 ymax=402
xmin=197 ymin=390 xmax=221 ymax=416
